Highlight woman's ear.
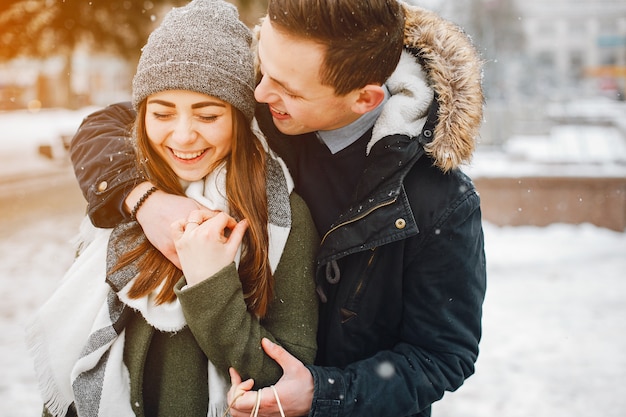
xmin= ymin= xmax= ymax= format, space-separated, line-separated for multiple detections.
xmin=350 ymin=84 xmax=386 ymax=115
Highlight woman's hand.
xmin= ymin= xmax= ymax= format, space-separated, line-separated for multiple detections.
xmin=227 ymin=367 xmax=255 ymax=413
xmin=172 ymin=210 xmax=249 ymax=286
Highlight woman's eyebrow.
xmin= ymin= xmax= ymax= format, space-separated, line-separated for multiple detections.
xmin=147 ymin=99 xmax=175 ymax=107
xmin=191 ymin=101 xmax=226 ymax=109
xmin=146 ymin=100 xmax=225 ymax=109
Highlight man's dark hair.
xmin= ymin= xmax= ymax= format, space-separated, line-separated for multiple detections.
xmin=267 ymin=0 xmax=405 ymax=95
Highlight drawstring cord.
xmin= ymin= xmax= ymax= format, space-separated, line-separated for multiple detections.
xmin=316 ymin=259 xmax=341 ymax=303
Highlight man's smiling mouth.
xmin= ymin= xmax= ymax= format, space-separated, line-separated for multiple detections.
xmin=270 ymin=106 xmax=289 ymax=116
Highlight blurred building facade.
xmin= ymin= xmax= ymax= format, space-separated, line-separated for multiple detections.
xmin=438 ymin=0 xmax=626 ymax=145
xmin=519 ymin=0 xmax=626 ymax=101
xmin=0 ymin=0 xmax=266 ymax=111
xmin=0 ymin=52 xmax=132 ymax=110
xmin=1 ymin=0 xmax=624 ymax=111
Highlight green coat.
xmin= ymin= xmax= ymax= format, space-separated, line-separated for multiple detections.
xmin=48 ymin=193 xmax=318 ymax=417
xmin=128 ymin=193 xmax=318 ymax=417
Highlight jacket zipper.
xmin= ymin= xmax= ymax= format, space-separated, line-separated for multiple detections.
xmin=321 ymin=197 xmax=398 ymax=245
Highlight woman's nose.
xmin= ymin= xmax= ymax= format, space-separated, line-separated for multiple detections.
xmin=171 ymin=117 xmax=197 ymax=144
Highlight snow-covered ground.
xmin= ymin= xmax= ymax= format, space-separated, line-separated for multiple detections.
xmin=1 ymin=107 xmax=625 ymax=416
xmin=435 ymin=223 xmax=626 ymax=417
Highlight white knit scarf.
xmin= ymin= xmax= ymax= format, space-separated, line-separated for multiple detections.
xmin=26 ymin=147 xmax=293 ymax=417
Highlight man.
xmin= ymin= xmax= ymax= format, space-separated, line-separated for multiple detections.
xmin=69 ymin=1 xmax=486 ymax=416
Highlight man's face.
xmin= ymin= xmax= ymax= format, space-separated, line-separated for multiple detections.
xmin=255 ymin=18 xmax=361 ymax=136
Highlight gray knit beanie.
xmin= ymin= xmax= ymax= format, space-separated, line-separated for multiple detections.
xmin=132 ymin=0 xmax=255 ymax=121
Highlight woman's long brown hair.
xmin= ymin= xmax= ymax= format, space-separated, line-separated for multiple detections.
xmin=112 ymin=100 xmax=273 ymax=318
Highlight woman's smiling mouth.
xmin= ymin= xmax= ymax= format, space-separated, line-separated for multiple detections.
xmin=171 ymin=148 xmax=208 ymax=161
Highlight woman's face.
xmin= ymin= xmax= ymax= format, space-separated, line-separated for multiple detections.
xmin=145 ymin=90 xmax=233 ymax=182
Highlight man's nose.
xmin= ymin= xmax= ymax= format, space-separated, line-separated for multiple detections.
xmin=254 ymin=74 xmax=277 ymax=103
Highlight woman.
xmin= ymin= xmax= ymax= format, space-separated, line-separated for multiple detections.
xmin=27 ymin=1 xmax=318 ymax=416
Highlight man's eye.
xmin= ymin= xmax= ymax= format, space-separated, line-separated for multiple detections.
xmin=283 ymin=89 xmax=299 ymax=99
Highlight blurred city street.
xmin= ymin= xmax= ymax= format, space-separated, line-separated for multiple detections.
xmin=0 ymin=156 xmax=85 ymax=414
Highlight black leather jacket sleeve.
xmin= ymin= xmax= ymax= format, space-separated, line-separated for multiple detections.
xmin=69 ymin=102 xmax=141 ymax=228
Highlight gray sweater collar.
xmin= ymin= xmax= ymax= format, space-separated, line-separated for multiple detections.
xmin=316 ymin=85 xmax=390 ymax=154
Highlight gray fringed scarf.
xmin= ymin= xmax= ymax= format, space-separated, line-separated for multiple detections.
xmin=27 ymin=146 xmax=293 ymax=417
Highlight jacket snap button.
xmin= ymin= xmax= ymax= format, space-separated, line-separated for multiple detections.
xmin=395 ymin=218 xmax=406 ymax=229
xmin=97 ymin=181 xmax=108 ymax=192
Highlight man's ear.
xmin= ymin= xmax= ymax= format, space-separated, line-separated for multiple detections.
xmin=351 ymin=84 xmax=386 ymax=115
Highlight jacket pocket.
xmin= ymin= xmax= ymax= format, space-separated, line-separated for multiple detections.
xmin=339 ymin=247 xmax=379 ymax=323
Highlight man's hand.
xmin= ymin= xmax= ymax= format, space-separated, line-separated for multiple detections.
xmin=125 ymin=183 xmax=206 ymax=269
xmin=228 ymin=338 xmax=314 ymax=417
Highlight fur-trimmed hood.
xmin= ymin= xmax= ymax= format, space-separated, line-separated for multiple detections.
xmin=370 ymin=3 xmax=484 ymax=172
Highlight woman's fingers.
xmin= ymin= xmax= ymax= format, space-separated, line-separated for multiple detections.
xmin=187 ymin=212 xmax=246 ymax=245
xmin=171 ymin=210 xmax=249 ymax=285
xmin=171 ymin=218 xmax=188 ymax=241
xmin=194 ymin=208 xmax=221 ymax=224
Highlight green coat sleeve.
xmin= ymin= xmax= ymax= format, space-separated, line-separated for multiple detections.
xmin=175 ymin=193 xmax=319 ymax=388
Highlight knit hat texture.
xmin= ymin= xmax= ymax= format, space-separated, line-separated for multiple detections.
xmin=132 ymin=0 xmax=255 ymax=121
